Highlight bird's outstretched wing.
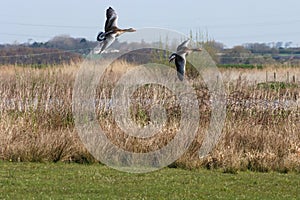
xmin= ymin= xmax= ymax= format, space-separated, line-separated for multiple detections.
xmin=105 ymin=7 xmax=118 ymax=32
xmin=177 ymin=39 xmax=190 ymax=52
xmin=175 ymin=55 xmax=186 ymax=81
xmin=94 ymin=34 xmax=116 ymax=54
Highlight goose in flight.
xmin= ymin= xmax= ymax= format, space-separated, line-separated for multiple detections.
xmin=95 ymin=7 xmax=136 ymax=54
xmin=169 ymin=39 xmax=202 ymax=81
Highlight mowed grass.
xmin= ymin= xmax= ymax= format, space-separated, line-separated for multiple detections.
xmin=0 ymin=162 xmax=299 ymax=200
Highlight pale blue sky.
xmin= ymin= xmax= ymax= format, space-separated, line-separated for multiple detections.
xmin=1 ymin=0 xmax=300 ymax=47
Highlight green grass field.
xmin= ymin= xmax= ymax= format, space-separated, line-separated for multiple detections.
xmin=0 ymin=162 xmax=299 ymax=200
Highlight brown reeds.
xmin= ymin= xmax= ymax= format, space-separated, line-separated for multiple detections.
xmin=0 ymin=63 xmax=299 ymax=172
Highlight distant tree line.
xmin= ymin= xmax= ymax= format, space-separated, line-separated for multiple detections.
xmin=1 ymin=35 xmax=300 ymax=66
xmin=30 ymin=35 xmax=97 ymax=55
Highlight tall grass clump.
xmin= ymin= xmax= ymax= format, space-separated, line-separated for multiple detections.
xmin=0 ymin=65 xmax=96 ymax=163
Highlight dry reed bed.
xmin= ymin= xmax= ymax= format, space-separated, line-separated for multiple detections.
xmin=220 ymin=65 xmax=300 ymax=85
xmin=0 ymin=64 xmax=299 ymax=172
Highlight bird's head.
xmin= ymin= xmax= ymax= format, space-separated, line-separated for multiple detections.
xmin=193 ymin=48 xmax=202 ymax=52
xmin=126 ymin=28 xmax=136 ymax=32
xmin=169 ymin=53 xmax=176 ymax=63
xmin=97 ymin=32 xmax=106 ymax=41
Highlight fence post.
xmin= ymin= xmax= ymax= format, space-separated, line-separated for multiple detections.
xmin=292 ymin=75 xmax=296 ymax=83
xmin=274 ymin=72 xmax=276 ymax=82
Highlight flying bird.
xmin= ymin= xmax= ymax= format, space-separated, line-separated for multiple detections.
xmin=95 ymin=7 xmax=136 ymax=54
xmin=169 ymin=39 xmax=202 ymax=81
